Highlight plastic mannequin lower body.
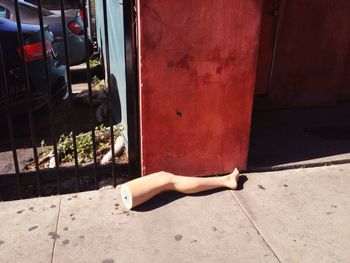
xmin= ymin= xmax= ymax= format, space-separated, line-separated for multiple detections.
xmin=120 ymin=168 xmax=240 ymax=209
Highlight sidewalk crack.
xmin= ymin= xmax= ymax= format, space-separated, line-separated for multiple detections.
xmin=50 ymin=195 xmax=62 ymax=263
xmin=229 ymin=190 xmax=282 ymax=263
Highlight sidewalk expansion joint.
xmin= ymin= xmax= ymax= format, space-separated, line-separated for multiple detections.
xmin=229 ymin=190 xmax=282 ymax=263
xmin=50 ymin=195 xmax=62 ymax=263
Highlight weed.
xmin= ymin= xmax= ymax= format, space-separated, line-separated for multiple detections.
xmin=89 ymin=58 xmax=101 ymax=68
xmin=39 ymin=124 xmax=122 ymax=166
xmin=91 ymin=76 xmax=107 ymax=90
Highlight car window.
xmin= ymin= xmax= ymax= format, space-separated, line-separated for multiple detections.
xmin=25 ymin=0 xmax=83 ymax=10
xmin=19 ymin=2 xmax=53 ymax=16
xmin=0 ymin=6 xmax=11 ymax=19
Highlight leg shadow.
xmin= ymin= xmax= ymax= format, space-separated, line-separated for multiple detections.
xmin=132 ymin=191 xmax=186 ymax=212
xmin=236 ymin=175 xmax=248 ymax=191
xmin=132 ymin=187 xmax=243 ymax=212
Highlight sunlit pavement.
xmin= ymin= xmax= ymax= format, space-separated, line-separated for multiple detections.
xmin=1 ymin=163 xmax=350 ymax=262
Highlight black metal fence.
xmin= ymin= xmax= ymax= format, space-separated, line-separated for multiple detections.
xmin=0 ymin=0 xmax=139 ymax=201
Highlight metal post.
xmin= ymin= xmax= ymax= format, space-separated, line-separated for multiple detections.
xmin=0 ymin=43 xmax=22 ymax=198
xmin=14 ymin=0 xmax=42 ymax=196
xmin=60 ymin=0 xmax=81 ymax=192
xmin=37 ymin=0 xmax=61 ymax=194
xmin=123 ymin=0 xmax=140 ymax=178
xmin=102 ymin=0 xmax=116 ymax=184
xmin=82 ymin=0 xmax=98 ymax=188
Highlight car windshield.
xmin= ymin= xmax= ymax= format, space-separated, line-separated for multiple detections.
xmin=20 ymin=1 xmax=53 ymax=16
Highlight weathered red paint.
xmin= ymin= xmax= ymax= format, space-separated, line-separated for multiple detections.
xmin=267 ymin=0 xmax=350 ymax=107
xmin=138 ymin=0 xmax=263 ymax=176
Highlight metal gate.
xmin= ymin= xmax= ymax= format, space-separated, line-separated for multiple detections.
xmin=0 ymin=0 xmax=139 ymax=201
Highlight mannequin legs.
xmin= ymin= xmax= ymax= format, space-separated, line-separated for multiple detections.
xmin=120 ymin=168 xmax=240 ymax=209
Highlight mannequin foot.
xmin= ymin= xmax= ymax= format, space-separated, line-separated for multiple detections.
xmin=225 ymin=168 xmax=240 ymax=190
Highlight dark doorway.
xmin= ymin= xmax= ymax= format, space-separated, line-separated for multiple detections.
xmin=248 ymin=0 xmax=350 ymax=170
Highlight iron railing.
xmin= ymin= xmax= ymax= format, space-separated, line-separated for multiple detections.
xmin=0 ymin=0 xmax=139 ymax=201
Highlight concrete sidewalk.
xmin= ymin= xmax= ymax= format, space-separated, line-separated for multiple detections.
xmin=1 ymin=164 xmax=350 ymax=263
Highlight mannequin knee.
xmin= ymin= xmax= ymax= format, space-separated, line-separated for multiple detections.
xmin=151 ymin=171 xmax=176 ymax=189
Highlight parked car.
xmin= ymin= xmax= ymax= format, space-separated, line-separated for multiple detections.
xmin=0 ymin=17 xmax=68 ymax=110
xmin=0 ymin=0 xmax=92 ymax=66
xmin=26 ymin=0 xmax=96 ymax=40
xmin=25 ymin=0 xmax=83 ymax=10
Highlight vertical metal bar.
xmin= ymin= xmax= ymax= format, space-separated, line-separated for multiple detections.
xmin=82 ymin=0 xmax=98 ymax=188
xmin=60 ymin=0 xmax=80 ymax=192
xmin=87 ymin=0 xmax=93 ymax=39
xmin=14 ymin=0 xmax=42 ymax=196
xmin=123 ymin=0 xmax=140 ymax=179
xmin=267 ymin=0 xmax=286 ymax=94
xmin=37 ymin=0 xmax=61 ymax=194
xmin=0 ymin=43 xmax=22 ymax=198
xmin=102 ymin=0 xmax=116 ymax=183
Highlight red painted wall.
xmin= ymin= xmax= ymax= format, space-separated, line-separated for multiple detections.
xmin=267 ymin=0 xmax=350 ymax=107
xmin=138 ymin=0 xmax=263 ymax=176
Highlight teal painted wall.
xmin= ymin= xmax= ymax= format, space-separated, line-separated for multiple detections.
xmin=95 ymin=0 xmax=128 ymax=144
